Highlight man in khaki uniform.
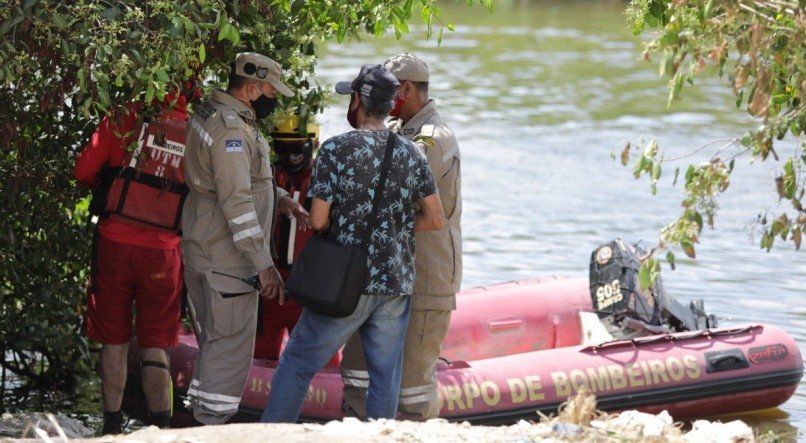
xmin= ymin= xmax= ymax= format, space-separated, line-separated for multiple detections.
xmin=341 ymin=52 xmax=462 ymax=420
xmin=182 ymin=52 xmax=307 ymax=425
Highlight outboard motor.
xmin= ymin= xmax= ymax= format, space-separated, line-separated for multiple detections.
xmin=589 ymin=238 xmax=716 ymax=338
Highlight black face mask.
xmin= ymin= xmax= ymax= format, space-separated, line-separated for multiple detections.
xmin=250 ymin=94 xmax=278 ymax=120
xmin=346 ymin=94 xmax=359 ymax=129
xmin=278 ymin=140 xmax=314 ymax=173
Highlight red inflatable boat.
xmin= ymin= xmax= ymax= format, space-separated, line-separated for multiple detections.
xmin=125 ymin=275 xmax=803 ymax=425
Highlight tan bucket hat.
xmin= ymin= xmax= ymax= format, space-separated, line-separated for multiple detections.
xmin=234 ymin=52 xmax=294 ymax=97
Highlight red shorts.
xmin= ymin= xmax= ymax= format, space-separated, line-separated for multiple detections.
xmin=84 ymin=235 xmax=182 ymax=348
xmin=254 ymin=297 xmax=341 ymax=367
xmin=254 ymin=297 xmax=303 ymax=359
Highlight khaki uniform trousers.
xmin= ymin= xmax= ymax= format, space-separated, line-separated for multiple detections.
xmin=184 ymin=267 xmax=258 ymax=424
xmin=341 ymin=308 xmax=452 ymax=420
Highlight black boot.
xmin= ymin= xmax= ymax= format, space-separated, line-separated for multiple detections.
xmin=101 ymin=411 xmax=122 ymax=435
xmin=147 ymin=410 xmax=171 ymax=429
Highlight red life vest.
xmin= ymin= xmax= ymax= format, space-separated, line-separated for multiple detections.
xmin=274 ymin=161 xmax=314 ymax=278
xmin=103 ymin=116 xmax=188 ymax=232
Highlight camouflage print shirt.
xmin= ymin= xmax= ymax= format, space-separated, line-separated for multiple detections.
xmin=309 ymin=129 xmax=437 ymax=296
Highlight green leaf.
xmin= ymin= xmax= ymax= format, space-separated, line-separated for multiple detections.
xmin=651 ymin=161 xmax=662 ymax=181
xmin=218 ymin=22 xmax=233 ymax=42
xmin=145 ymin=81 xmax=155 ymax=104
xmin=100 ymin=6 xmax=122 ymax=20
xmin=666 ymin=251 xmax=676 ymax=270
xmin=172 ymin=16 xmax=184 ymax=34
xmin=643 ymin=138 xmax=658 ymax=157
xmin=155 ymin=69 xmax=169 ymax=83
xmin=52 ymin=14 xmax=68 ymax=31
xmin=703 ymin=0 xmax=715 ymax=19
xmin=668 ymin=72 xmax=684 ymax=107
xmin=681 ymin=240 xmax=696 ymax=258
xmin=633 ymin=156 xmax=646 ymax=179
xmin=77 ymin=68 xmax=86 ymax=91
xmin=659 ymin=30 xmax=678 ymax=46
xmin=638 ymin=264 xmax=652 ymax=289
xmin=631 ymin=20 xmax=645 ymax=36
xmin=199 ymin=43 xmax=206 ymax=63
xmin=97 ymin=85 xmax=110 ymax=106
xmin=155 ymin=81 xmax=166 ymax=102
xmin=760 ymin=231 xmax=773 ymax=251
xmin=230 ymin=26 xmax=241 ymax=46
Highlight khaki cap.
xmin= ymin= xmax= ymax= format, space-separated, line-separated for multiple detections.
xmin=234 ymin=52 xmax=294 ymax=97
xmin=384 ymin=52 xmax=429 ymax=82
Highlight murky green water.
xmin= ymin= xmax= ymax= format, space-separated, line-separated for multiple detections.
xmin=315 ymin=0 xmax=804 ymax=439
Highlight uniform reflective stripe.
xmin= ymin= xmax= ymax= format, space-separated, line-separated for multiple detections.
xmin=342 ymin=378 xmax=369 ymax=388
xmin=187 ymin=387 xmax=241 ymax=404
xmin=399 ymin=384 xmax=434 ymax=396
xmin=342 ymin=369 xmax=369 ymax=379
xmin=229 ymin=211 xmax=257 ymax=226
xmin=197 ymin=399 xmax=240 ymax=412
xmin=442 ymin=144 xmax=459 ymax=161
xmin=232 ymin=226 xmax=262 ymax=242
xmin=398 ymin=392 xmax=432 ymax=405
xmin=190 ymin=118 xmax=213 ymax=147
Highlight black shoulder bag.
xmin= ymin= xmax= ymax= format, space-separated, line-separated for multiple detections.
xmin=285 ymin=132 xmax=396 ymax=318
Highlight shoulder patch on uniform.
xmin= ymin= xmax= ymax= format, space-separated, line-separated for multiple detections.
xmin=415 ymin=135 xmax=437 ymax=150
xmin=222 ymin=110 xmax=242 ymax=129
xmin=420 ymin=124 xmax=436 ymax=137
xmin=196 ymin=101 xmax=217 ymax=121
xmin=225 ymin=139 xmax=243 ymax=152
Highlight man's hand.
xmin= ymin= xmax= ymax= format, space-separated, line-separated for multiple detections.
xmin=278 ymin=195 xmax=310 ymax=231
xmin=258 ymin=266 xmax=286 ymax=304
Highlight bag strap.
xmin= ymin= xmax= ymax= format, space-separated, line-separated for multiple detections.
xmin=361 ymin=131 xmax=396 ymax=247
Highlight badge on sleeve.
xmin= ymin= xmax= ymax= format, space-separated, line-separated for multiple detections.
xmin=225 ymin=139 xmax=243 ymax=152
xmin=416 ymin=136 xmax=436 ymax=150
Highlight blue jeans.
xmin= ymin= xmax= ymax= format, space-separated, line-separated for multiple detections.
xmin=261 ymin=293 xmax=411 ymax=422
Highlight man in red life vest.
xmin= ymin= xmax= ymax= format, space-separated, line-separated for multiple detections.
xmin=253 ymin=123 xmax=341 ymax=367
xmin=74 ymin=90 xmax=194 ymax=435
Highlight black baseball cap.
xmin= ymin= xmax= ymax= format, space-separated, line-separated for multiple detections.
xmin=334 ymin=64 xmax=400 ymax=101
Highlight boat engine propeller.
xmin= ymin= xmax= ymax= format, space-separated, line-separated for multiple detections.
xmin=589 ymin=238 xmax=718 ymax=339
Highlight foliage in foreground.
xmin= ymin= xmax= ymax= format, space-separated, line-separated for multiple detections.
xmin=624 ymin=0 xmax=805 ymax=277
xmin=0 ymin=0 xmax=492 ymax=395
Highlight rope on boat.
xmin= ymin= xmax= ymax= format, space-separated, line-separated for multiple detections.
xmin=582 ymin=324 xmax=762 ymax=352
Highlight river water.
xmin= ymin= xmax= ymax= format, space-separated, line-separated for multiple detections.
xmin=313 ymin=0 xmax=804 ymax=438
xmin=4 ymin=0 xmax=802 ymax=438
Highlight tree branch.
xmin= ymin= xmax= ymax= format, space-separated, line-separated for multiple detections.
xmin=662 ymin=138 xmax=739 ymax=162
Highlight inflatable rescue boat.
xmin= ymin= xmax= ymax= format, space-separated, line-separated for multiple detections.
xmin=125 ymin=273 xmax=802 ymax=425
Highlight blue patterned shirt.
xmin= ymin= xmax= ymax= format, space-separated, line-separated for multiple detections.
xmin=309 ymin=129 xmax=437 ymax=296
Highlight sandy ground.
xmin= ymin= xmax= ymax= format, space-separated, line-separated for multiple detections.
xmin=1 ymin=393 xmax=764 ymax=442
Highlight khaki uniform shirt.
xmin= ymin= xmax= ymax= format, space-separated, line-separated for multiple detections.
xmin=388 ymin=100 xmax=462 ymax=310
xmin=182 ymin=89 xmax=286 ymax=288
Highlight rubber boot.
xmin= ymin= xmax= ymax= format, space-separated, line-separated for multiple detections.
xmin=101 ymin=411 xmax=122 ymax=435
xmin=147 ymin=410 xmax=171 ymax=429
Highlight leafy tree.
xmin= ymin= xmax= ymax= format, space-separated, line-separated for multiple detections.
xmin=0 ymin=0 xmax=492 ymax=399
xmin=624 ymin=0 xmax=805 ymax=280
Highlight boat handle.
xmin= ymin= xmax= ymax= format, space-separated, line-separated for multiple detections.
xmin=488 ymin=319 xmax=523 ymax=331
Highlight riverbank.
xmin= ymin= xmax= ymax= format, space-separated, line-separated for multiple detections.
xmin=2 ymin=392 xmax=770 ymax=442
